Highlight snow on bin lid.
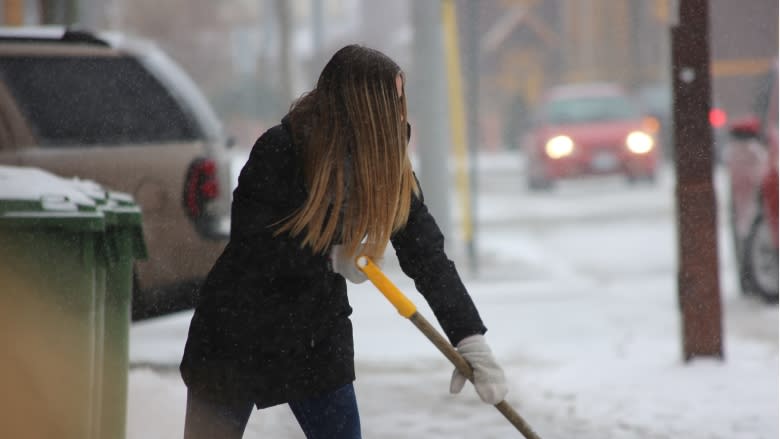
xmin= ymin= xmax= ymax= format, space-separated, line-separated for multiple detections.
xmin=66 ymin=177 xmax=108 ymax=202
xmin=0 ymin=165 xmax=97 ymax=211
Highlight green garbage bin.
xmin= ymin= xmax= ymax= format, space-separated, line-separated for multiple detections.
xmin=0 ymin=167 xmax=146 ymax=439
xmin=64 ymin=178 xmax=147 ymax=439
xmin=95 ymin=189 xmax=146 ymax=439
xmin=0 ymin=166 xmax=107 ymax=439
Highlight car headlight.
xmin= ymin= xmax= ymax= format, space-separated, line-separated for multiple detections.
xmin=545 ymin=135 xmax=574 ymax=159
xmin=626 ymin=131 xmax=654 ymax=154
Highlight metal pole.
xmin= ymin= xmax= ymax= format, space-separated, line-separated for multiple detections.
xmin=441 ymin=0 xmax=473 ymax=267
xmin=112 ymin=0 xmax=123 ymax=29
xmin=40 ymin=0 xmax=65 ymax=24
xmin=410 ymin=0 xmax=452 ymax=248
xmin=464 ymin=0 xmax=479 ymax=274
xmin=311 ymin=0 xmax=324 ymax=80
xmin=65 ymin=0 xmax=79 ymax=26
xmin=312 ymin=0 xmax=324 ymax=53
xmin=79 ymin=0 xmax=102 ymax=29
xmin=671 ymin=0 xmax=724 ymax=361
xmin=275 ymin=0 xmax=294 ymax=104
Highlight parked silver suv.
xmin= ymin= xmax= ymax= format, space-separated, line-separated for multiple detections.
xmin=0 ymin=27 xmax=246 ymax=319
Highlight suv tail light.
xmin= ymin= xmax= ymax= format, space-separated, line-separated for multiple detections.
xmin=183 ymin=158 xmax=219 ymax=219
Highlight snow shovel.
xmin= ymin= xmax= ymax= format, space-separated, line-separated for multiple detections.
xmin=356 ymin=256 xmax=543 ymax=439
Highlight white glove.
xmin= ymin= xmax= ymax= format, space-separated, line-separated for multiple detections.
xmin=449 ymin=334 xmax=508 ymax=405
xmin=330 ymin=244 xmax=383 ymax=284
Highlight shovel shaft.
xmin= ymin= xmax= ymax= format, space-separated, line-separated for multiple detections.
xmin=409 ymin=312 xmax=472 ymax=378
xmin=357 ymin=257 xmax=543 ymax=439
xmin=410 ymin=313 xmax=542 ymax=439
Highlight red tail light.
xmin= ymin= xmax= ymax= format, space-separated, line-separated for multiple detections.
xmin=183 ymin=158 xmax=219 ymax=219
xmin=709 ymin=107 xmax=727 ymax=128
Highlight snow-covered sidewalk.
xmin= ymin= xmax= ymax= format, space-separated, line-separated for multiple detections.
xmin=128 ymin=153 xmax=778 ymax=438
xmin=129 ymin=275 xmax=777 ymax=438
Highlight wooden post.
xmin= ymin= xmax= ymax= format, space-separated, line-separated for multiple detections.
xmin=671 ymin=0 xmax=724 ymax=361
xmin=4 ymin=0 xmax=24 ymax=25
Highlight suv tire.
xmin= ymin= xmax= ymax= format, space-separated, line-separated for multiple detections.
xmin=743 ymin=210 xmax=779 ymax=303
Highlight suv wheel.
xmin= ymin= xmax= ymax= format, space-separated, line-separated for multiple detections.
xmin=743 ymin=210 xmax=779 ymax=302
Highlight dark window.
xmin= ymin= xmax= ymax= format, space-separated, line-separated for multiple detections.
xmin=0 ymin=55 xmax=202 ymax=146
xmin=544 ymin=96 xmax=641 ymax=125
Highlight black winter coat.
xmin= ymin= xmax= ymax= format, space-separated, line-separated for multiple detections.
xmin=180 ymin=117 xmax=486 ymax=409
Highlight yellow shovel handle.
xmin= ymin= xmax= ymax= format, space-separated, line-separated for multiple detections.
xmin=356 ymin=256 xmax=417 ymax=318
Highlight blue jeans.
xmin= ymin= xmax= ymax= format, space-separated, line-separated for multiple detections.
xmin=183 ymin=383 xmax=362 ymax=439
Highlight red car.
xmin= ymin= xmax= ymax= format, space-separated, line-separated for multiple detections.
xmin=726 ymin=63 xmax=778 ymax=302
xmin=525 ymin=83 xmax=660 ymax=189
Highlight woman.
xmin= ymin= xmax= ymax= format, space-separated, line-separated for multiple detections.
xmin=180 ymin=44 xmax=507 ymax=439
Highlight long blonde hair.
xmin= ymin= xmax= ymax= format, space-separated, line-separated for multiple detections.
xmin=276 ymin=45 xmax=419 ymax=261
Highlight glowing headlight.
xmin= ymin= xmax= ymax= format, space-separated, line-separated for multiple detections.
xmin=545 ymin=135 xmax=574 ymax=159
xmin=626 ymin=131 xmax=654 ymax=154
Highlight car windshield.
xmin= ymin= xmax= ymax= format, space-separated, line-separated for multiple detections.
xmin=544 ymin=96 xmax=641 ymax=124
xmin=637 ymin=85 xmax=671 ymax=116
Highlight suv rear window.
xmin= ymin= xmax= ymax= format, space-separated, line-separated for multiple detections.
xmin=0 ymin=55 xmax=202 ymax=146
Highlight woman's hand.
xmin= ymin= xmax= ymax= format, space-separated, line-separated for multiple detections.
xmin=449 ymin=334 xmax=508 ymax=405
xmin=330 ymin=244 xmax=384 ymax=284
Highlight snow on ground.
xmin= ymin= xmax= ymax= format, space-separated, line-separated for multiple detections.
xmin=128 ymin=151 xmax=778 ymax=438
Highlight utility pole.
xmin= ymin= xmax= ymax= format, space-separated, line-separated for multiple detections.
xmin=275 ymin=0 xmax=294 ymax=104
xmin=311 ymin=0 xmax=325 ymax=58
xmin=464 ymin=0 xmax=479 ymax=274
xmin=40 ymin=0 xmax=64 ymax=24
xmin=410 ymin=0 xmax=452 ymax=248
xmin=79 ymin=0 xmax=102 ymax=29
xmin=311 ymin=0 xmax=324 ymax=78
xmin=65 ymin=0 xmax=79 ymax=26
xmin=312 ymin=0 xmax=324 ymax=48
xmin=671 ymin=0 xmax=724 ymax=361
xmin=441 ymin=0 xmax=472 ymax=269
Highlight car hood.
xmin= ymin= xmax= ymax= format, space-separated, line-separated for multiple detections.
xmin=540 ymin=120 xmax=645 ymax=146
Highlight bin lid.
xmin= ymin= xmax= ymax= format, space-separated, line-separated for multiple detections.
xmin=0 ymin=165 xmax=104 ymax=232
xmin=66 ymin=176 xmax=148 ymax=260
xmin=67 ymin=178 xmax=143 ymax=227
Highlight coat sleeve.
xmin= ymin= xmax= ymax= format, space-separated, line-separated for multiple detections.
xmin=228 ymin=126 xmax=329 ymax=277
xmin=390 ymin=178 xmax=487 ymax=346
